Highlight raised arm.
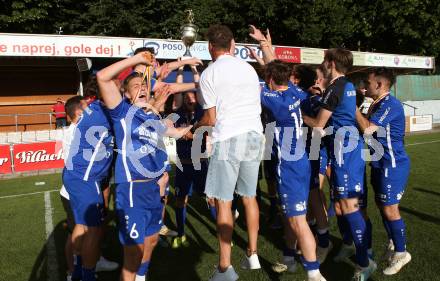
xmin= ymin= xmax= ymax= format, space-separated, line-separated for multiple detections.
xmin=249 ymin=25 xmax=276 ymax=64
xmin=97 ymin=52 xmax=153 ymax=109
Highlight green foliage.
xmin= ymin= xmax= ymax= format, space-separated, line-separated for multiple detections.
xmin=0 ymin=0 xmax=439 ymax=63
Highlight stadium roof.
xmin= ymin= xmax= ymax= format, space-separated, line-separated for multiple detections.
xmin=0 ymin=33 xmax=435 ymax=72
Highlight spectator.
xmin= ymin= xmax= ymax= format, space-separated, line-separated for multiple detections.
xmin=52 ymin=97 xmax=67 ymax=128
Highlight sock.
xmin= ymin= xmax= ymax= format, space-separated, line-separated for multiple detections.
xmin=388 ymin=218 xmax=406 ymax=253
xmin=345 ymin=211 xmax=369 ymax=268
xmin=72 ymin=255 xmax=82 ymax=280
xmin=381 ymin=212 xmax=393 ymax=240
xmin=300 ymin=256 xmax=320 ymax=272
xmin=82 ymin=267 xmax=96 ymax=281
xmin=283 ymin=246 xmax=298 ymax=258
xmin=269 ymin=196 xmax=278 ymax=217
xmin=336 ymin=215 xmax=352 ymax=245
xmin=327 ymin=201 xmax=336 ymax=217
xmin=365 ymin=218 xmax=373 ymax=251
xmin=317 ymin=228 xmax=330 ymax=248
xmin=209 ymin=205 xmax=217 ymax=221
xmin=176 ymin=206 xmax=187 ymax=237
xmin=136 ymin=261 xmax=150 ymax=277
xmin=231 ymin=193 xmax=239 ymax=214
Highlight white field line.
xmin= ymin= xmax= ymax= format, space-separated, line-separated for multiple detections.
xmin=44 ymin=191 xmax=58 ymax=281
xmin=405 ymin=140 xmax=440 ymax=147
xmin=0 ymin=189 xmax=58 ymax=200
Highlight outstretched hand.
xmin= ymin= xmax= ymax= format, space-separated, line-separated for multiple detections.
xmin=249 ymin=25 xmax=266 ymax=42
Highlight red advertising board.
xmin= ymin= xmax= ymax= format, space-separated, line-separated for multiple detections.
xmin=0 ymin=145 xmax=12 ymax=174
xmin=13 ymin=142 xmax=64 ymax=172
xmin=275 ymin=47 xmax=301 ymax=63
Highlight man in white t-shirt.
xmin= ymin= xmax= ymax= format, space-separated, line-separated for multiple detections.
xmin=195 ymin=24 xmax=264 ymax=281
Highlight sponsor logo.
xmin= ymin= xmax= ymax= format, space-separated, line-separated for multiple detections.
xmin=15 ymin=149 xmax=63 ymax=163
xmin=0 ymin=157 xmax=8 ymax=166
xmin=295 ymin=201 xmax=307 ymax=212
xmin=143 ymin=41 xmax=160 ymax=55
xmin=347 ymin=90 xmax=356 ymax=97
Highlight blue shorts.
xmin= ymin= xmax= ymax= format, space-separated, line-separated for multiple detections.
xmin=278 ymin=158 xmax=311 ymax=217
xmin=371 ymin=161 xmax=410 ymax=206
xmin=116 ymin=181 xmax=162 ymax=245
xmin=175 ymin=161 xmax=208 ymax=198
xmin=319 ymin=147 xmax=330 ymax=176
xmin=358 ymin=168 xmax=368 ymax=209
xmin=329 ymin=147 xmax=365 ymax=201
xmin=62 ymin=172 xmax=105 ymax=227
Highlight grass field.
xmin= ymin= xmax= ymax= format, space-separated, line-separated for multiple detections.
xmin=1 ymin=132 xmax=439 ymax=281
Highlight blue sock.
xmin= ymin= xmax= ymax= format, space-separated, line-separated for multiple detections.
xmin=327 ymin=201 xmax=336 ymax=217
xmin=317 ymin=229 xmax=330 ymax=248
xmin=283 ymin=246 xmax=298 ymax=258
xmin=82 ymin=267 xmax=96 ymax=281
xmin=345 ymin=211 xmax=369 ymax=268
xmin=381 ymin=214 xmax=393 ymax=241
xmin=365 ymin=218 xmax=373 ymax=250
xmin=269 ymin=196 xmax=278 ymax=217
xmin=209 ymin=205 xmax=217 ymax=221
xmin=137 ymin=261 xmax=150 ymax=276
xmin=72 ymin=255 xmax=82 ymax=280
xmin=176 ymin=206 xmax=186 ymax=237
xmin=388 ymin=218 xmax=406 ymax=252
xmin=336 ymin=215 xmax=352 ymax=245
xmin=300 ymin=256 xmax=320 ymax=271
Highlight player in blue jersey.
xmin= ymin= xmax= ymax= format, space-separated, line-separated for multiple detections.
xmin=169 ymin=64 xmax=213 ymax=248
xmin=294 ymin=64 xmax=334 ymax=264
xmin=262 ymin=60 xmax=326 ymax=281
xmin=303 ymin=48 xmax=376 ymax=281
xmin=356 ymin=68 xmax=411 ymax=275
xmin=97 ymin=51 xmax=195 ymax=281
xmin=62 ymin=77 xmax=115 ymax=281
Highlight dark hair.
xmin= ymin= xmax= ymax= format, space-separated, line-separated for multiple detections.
xmin=84 ymin=75 xmax=100 ymax=100
xmin=265 ymin=60 xmax=290 ymax=86
xmin=316 ymin=64 xmax=326 ymax=76
xmin=324 ymin=48 xmax=353 ymax=74
xmin=206 ymin=24 xmax=234 ymax=51
xmin=292 ymin=64 xmax=316 ymax=90
xmin=123 ymin=71 xmax=144 ymax=89
xmin=65 ymin=96 xmax=84 ymax=120
xmin=371 ymin=67 xmax=396 ymax=87
xmin=134 ymin=47 xmax=154 ymax=55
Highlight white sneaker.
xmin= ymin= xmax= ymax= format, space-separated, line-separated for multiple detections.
xmin=308 ymin=272 xmax=327 ymax=281
xmin=317 ymin=241 xmax=333 ymax=264
xmin=209 ymin=265 xmax=239 ymax=281
xmin=159 ymin=225 xmax=178 ymax=237
xmin=334 ymin=243 xmax=355 ymax=262
xmin=95 ymin=256 xmax=119 ymax=272
xmin=271 ymin=256 xmax=297 ymax=273
xmin=383 ymin=252 xmax=411 ymax=275
xmin=135 ymin=274 xmax=145 ymax=281
xmin=241 ymin=253 xmax=261 ymax=270
xmin=351 ymin=259 xmax=377 ymax=281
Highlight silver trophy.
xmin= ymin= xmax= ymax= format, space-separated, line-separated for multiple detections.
xmin=180 ymin=9 xmax=198 ymax=58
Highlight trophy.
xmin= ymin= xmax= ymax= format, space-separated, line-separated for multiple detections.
xmin=180 ymin=9 xmax=198 ymax=58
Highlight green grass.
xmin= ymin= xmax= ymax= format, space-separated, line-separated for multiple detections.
xmin=0 ymin=132 xmax=439 ymax=281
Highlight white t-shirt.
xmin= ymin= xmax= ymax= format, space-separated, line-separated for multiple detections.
xmin=60 ymin=123 xmax=76 ymax=199
xmin=199 ymin=54 xmax=263 ymax=142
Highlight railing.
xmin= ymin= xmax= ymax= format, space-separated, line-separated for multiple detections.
xmin=0 ymin=112 xmax=65 ymax=132
xmin=402 ymin=102 xmax=418 ymax=116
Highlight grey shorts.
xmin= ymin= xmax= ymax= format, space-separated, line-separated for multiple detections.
xmin=205 ymin=131 xmax=264 ymax=201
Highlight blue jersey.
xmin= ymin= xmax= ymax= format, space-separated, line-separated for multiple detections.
xmin=64 ymin=100 xmax=114 ymax=181
xmin=175 ymin=105 xmax=204 ymax=160
xmin=320 ymin=76 xmax=363 ymax=163
xmin=260 ymin=85 xmax=308 ymax=161
xmin=109 ymin=99 xmax=168 ymax=183
xmin=368 ymin=94 xmax=409 ymax=168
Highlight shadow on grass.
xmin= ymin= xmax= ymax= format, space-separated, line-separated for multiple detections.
xmin=413 ymin=187 xmax=440 ymax=198
xmin=400 ymin=206 xmax=440 ymax=225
